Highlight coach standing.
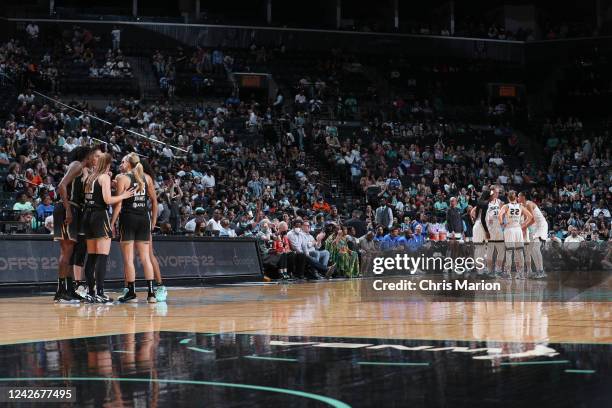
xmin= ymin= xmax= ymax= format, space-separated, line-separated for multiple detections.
xmin=446 ymin=197 xmax=464 ymax=240
xmin=375 ymin=199 xmax=393 ymax=231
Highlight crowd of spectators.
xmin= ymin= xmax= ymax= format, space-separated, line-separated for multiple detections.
xmin=0 ymin=32 xmax=609 ymax=280
xmin=151 ymin=46 xmax=239 ymax=98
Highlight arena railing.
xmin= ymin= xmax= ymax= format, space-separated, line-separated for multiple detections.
xmin=2 ymin=16 xmax=525 ymax=64
xmin=5 ymin=15 xmax=612 ymax=66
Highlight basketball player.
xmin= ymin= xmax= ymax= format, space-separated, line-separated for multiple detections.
xmin=71 ymin=147 xmax=102 ymax=297
xmin=53 ymin=146 xmax=94 ymax=303
xmin=82 ymin=153 xmax=134 ymax=303
xmin=111 ymin=153 xmax=158 ymax=303
xmin=470 ymin=189 xmax=491 ymax=276
xmin=485 ymin=185 xmax=505 ymax=276
xmin=141 ymin=159 xmax=167 ymax=301
xmin=498 ymin=190 xmax=533 ymax=279
xmin=518 ymin=192 xmax=548 ymax=279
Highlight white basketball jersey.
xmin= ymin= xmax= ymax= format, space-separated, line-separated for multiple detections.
xmin=506 ymin=202 xmax=522 ymax=228
xmin=486 ymin=199 xmax=502 ymax=227
xmin=532 ymin=204 xmax=546 ymax=229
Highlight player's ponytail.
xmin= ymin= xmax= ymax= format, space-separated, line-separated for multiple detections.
xmin=126 ymin=153 xmax=145 ymax=193
xmin=85 ymin=153 xmax=112 ymax=193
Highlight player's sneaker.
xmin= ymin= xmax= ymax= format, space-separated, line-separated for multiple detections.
xmin=155 ymin=285 xmax=167 ymax=302
xmin=94 ymin=293 xmax=114 ymax=304
xmin=500 ymin=271 xmax=512 ymax=280
xmin=53 ymin=291 xmax=79 ymax=304
xmin=75 ymin=284 xmax=88 ymax=298
xmin=147 ymin=293 xmax=157 ymax=303
xmin=117 ymin=288 xmax=138 ymax=303
xmin=534 ymin=270 xmax=548 ymax=279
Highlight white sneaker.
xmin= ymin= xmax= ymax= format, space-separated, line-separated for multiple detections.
xmin=76 ymin=284 xmax=88 ymax=298
xmin=155 ymin=285 xmax=168 ymax=302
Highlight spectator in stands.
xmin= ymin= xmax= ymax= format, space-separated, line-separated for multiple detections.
xmin=301 ymin=220 xmax=331 ymax=268
xmin=17 ymin=89 xmax=35 ymax=104
xmin=44 ymin=214 xmax=54 ymax=234
xmin=325 ymin=226 xmax=360 ymax=277
xmin=294 ymin=90 xmax=307 ymax=111
xmin=206 ymin=208 xmax=223 ymax=235
xmin=13 ymin=192 xmax=34 ymax=212
xmin=184 ymin=207 xmax=207 ymax=234
xmin=18 ymin=210 xmax=36 ymax=232
xmin=111 ymin=26 xmax=121 ymax=51
xmin=36 ymin=194 xmax=54 ymax=221
xmin=0 ymin=146 xmax=10 ymax=166
xmin=212 ymin=48 xmax=224 ymax=75
xmin=25 ymin=22 xmax=39 ymax=41
xmin=219 ymin=218 xmax=237 ymax=237
xmin=345 ymin=210 xmax=367 ymax=238
xmin=380 ymin=225 xmax=403 ymax=250
xmin=593 ymin=201 xmax=610 ymax=219
xmin=312 ymin=196 xmax=331 ymax=214
xmin=358 ymin=230 xmax=378 ymax=255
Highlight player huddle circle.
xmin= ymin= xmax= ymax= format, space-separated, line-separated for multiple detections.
xmin=52 ymin=146 xmax=167 ymax=304
xmin=471 ymin=187 xmax=548 ymax=280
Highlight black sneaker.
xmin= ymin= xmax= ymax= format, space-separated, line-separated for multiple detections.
xmin=68 ymin=288 xmax=87 ymax=302
xmin=82 ymin=293 xmax=96 ymax=304
xmin=94 ymin=293 xmax=114 ymax=304
xmin=117 ymin=288 xmax=138 ymax=303
xmin=53 ymin=291 xmax=79 ymax=304
xmin=146 ymin=293 xmax=157 ymax=304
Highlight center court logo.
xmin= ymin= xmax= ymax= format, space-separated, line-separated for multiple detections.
xmin=270 ymin=340 xmax=559 ymax=361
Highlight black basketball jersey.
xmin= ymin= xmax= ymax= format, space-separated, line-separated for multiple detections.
xmin=122 ymin=173 xmax=148 ymax=215
xmin=84 ymin=177 xmax=106 ymax=210
xmin=69 ymin=170 xmax=85 ymax=208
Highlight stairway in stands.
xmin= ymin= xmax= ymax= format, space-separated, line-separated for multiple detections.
xmin=127 ymin=56 xmax=163 ymax=101
xmin=303 ymin=150 xmax=363 ymax=214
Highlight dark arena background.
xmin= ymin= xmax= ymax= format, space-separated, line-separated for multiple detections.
xmin=0 ymin=0 xmax=610 ymax=407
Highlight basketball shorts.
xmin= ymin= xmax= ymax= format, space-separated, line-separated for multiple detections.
xmin=487 ymin=223 xmax=504 ymax=242
xmin=82 ymin=208 xmax=112 ymax=240
xmin=531 ymin=223 xmax=548 ymax=241
xmin=472 ymin=221 xmax=487 ymax=243
xmin=53 ymin=205 xmax=81 ymax=242
xmin=504 ymin=227 xmax=524 ymax=245
xmin=119 ymin=212 xmax=151 ymax=242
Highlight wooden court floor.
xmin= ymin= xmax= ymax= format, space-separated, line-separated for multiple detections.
xmin=0 ymin=277 xmax=610 ymax=346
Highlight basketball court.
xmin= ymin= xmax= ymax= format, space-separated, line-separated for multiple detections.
xmin=0 ymin=275 xmax=610 ymax=407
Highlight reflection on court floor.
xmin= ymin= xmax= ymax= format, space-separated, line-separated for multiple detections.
xmin=0 ymin=332 xmax=609 ymax=407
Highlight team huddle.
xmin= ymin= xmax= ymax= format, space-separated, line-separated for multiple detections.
xmin=471 ymin=186 xmax=549 ymax=279
xmin=52 ymin=146 xmax=167 ymax=304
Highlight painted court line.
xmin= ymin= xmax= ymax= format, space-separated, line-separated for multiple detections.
xmin=245 ymin=355 xmax=298 ymax=362
xmin=564 ymin=369 xmax=596 ymax=374
xmin=187 ymin=346 xmax=214 ymax=353
xmin=500 ymin=360 xmax=569 ymax=366
xmin=0 ymin=377 xmax=350 ymax=408
xmin=358 ymin=362 xmax=430 ymax=367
